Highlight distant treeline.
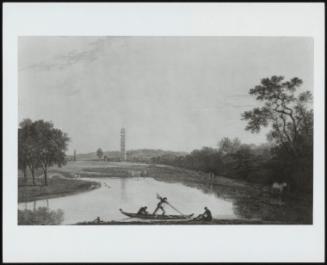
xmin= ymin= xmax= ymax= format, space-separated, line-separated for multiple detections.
xmin=151 ymin=138 xmax=312 ymax=193
xmin=152 ymin=76 xmax=313 ymax=193
xmin=71 ymin=149 xmax=187 ymax=162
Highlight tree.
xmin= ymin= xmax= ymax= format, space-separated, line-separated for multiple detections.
xmin=241 ymin=76 xmax=313 ymax=191
xmin=241 ymin=76 xmax=312 ymax=158
xmin=230 ymin=145 xmax=255 ymax=180
xmin=18 ymin=129 xmax=28 ymax=183
xmin=18 ymin=119 xmax=40 ymax=185
xmin=33 ymin=120 xmax=70 ymax=185
xmin=18 ymin=119 xmax=70 ymax=186
xmin=96 ymin=148 xmax=104 ymax=160
xmin=218 ymin=137 xmax=241 ymax=155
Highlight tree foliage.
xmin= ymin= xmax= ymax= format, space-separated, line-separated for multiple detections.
xmin=241 ymin=76 xmax=313 ymax=158
xmin=242 ymin=76 xmax=313 ymax=191
xmin=19 ymin=119 xmax=40 ymax=184
xmin=151 ymin=140 xmax=272 ymax=183
xmin=96 ymin=148 xmax=104 ymax=159
xmin=18 ymin=119 xmax=70 ymax=185
xmin=218 ymin=137 xmax=242 ymax=155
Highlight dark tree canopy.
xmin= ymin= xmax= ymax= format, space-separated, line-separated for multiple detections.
xmin=34 ymin=120 xmax=70 ymax=184
xmin=18 ymin=119 xmax=41 ymax=184
xmin=241 ymin=76 xmax=313 ymax=191
xmin=242 ymin=76 xmax=313 ymax=158
xmin=218 ymin=137 xmax=241 ymax=155
xmin=18 ymin=119 xmax=70 ymax=185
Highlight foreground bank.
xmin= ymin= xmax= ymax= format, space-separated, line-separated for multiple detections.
xmin=18 ymin=176 xmax=101 ymax=203
xmin=75 ymin=219 xmax=297 ymax=225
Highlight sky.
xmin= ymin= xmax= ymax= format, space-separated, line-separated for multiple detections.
xmin=18 ymin=37 xmax=313 ymax=154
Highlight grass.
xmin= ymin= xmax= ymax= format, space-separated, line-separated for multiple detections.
xmin=18 ymin=177 xmax=101 ymax=203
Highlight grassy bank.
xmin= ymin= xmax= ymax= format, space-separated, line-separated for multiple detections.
xmin=18 ymin=177 xmax=101 ymax=203
xmin=148 ymin=164 xmax=249 ymax=188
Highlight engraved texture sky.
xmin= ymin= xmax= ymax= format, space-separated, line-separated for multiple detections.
xmin=18 ymin=37 xmax=313 ymax=154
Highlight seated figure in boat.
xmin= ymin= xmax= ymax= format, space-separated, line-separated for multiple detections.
xmin=193 ymin=207 xmax=212 ymax=221
xmin=153 ymin=196 xmax=168 ymax=215
xmin=137 ymin=206 xmax=149 ymax=215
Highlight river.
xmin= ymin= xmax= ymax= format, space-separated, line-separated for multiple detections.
xmin=18 ymin=176 xmax=237 ymax=224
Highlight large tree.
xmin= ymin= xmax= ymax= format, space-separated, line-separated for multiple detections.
xmin=242 ymin=76 xmax=313 ymax=190
xmin=18 ymin=119 xmax=70 ymax=185
xmin=242 ymin=76 xmax=312 ymax=158
xmin=18 ymin=119 xmax=40 ymax=185
xmin=34 ymin=120 xmax=70 ymax=185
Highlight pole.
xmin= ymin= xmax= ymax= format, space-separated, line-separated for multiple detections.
xmin=166 ymin=202 xmax=184 ymax=216
xmin=156 ymin=193 xmax=184 ymax=215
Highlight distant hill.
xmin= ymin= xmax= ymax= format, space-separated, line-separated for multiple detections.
xmin=70 ymin=149 xmax=187 ymax=162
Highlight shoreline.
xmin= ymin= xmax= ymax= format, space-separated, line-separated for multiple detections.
xmin=74 ymin=219 xmax=303 ymax=225
xmin=18 ymin=177 xmax=101 ymax=203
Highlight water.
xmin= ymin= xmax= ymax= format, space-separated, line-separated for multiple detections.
xmin=18 ymin=177 xmax=237 ymax=224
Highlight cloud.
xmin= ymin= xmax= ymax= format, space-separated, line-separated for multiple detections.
xmin=19 ymin=38 xmax=108 ymax=72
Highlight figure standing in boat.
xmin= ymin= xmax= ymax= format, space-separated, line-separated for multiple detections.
xmin=153 ymin=195 xmax=168 ymax=215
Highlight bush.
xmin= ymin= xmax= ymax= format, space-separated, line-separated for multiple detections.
xmin=18 ymin=207 xmax=64 ymax=225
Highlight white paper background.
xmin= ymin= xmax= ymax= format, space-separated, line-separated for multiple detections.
xmin=3 ymin=3 xmax=325 ymax=262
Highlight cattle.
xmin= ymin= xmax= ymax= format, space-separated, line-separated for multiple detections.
xmin=271 ymin=182 xmax=288 ymax=194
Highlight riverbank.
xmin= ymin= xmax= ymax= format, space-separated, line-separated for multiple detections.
xmin=147 ymin=165 xmax=312 ymax=224
xmin=18 ymin=177 xmax=101 ymax=203
xmin=75 ymin=218 xmax=297 ymax=225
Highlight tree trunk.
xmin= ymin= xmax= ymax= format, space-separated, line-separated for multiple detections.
xmin=23 ymin=167 xmax=27 ymax=184
xmin=44 ymin=168 xmax=48 ymax=186
xmin=30 ymin=167 xmax=35 ymax=185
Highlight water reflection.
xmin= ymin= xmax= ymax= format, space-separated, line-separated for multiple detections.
xmin=18 ymin=207 xmax=64 ymax=225
xmin=29 ymin=199 xmax=50 ymax=211
xmin=120 ymin=178 xmax=127 ymax=202
xmin=179 ymin=178 xmax=312 ymax=223
xmin=18 ymin=177 xmax=237 ymax=224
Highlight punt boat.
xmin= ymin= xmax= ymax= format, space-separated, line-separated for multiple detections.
xmin=119 ymin=209 xmax=194 ymax=220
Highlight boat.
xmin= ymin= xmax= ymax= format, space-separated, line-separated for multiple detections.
xmin=119 ymin=209 xmax=194 ymax=220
